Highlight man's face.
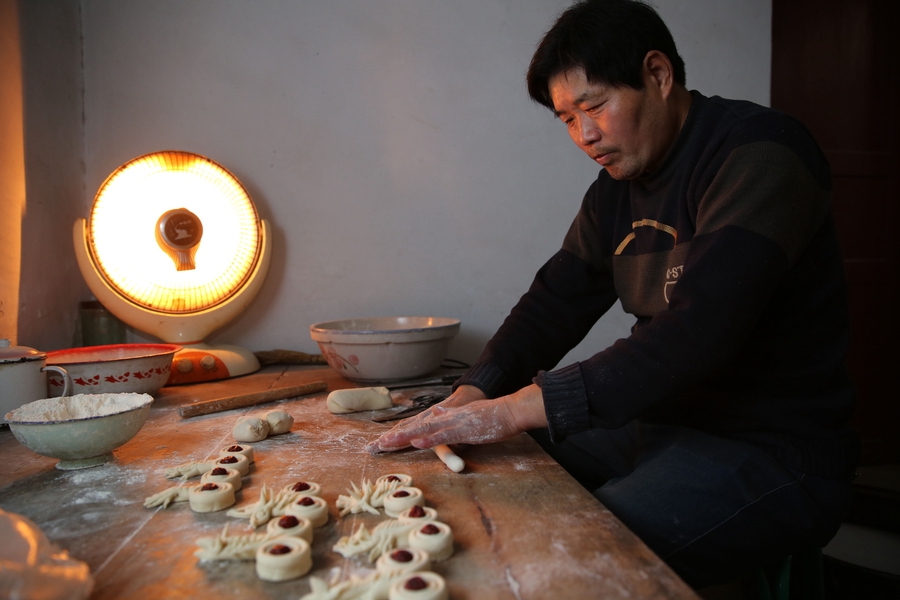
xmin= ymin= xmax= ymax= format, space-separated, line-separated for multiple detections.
xmin=549 ymin=66 xmax=670 ymax=180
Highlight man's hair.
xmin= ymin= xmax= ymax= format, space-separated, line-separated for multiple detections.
xmin=527 ymin=0 xmax=686 ymax=110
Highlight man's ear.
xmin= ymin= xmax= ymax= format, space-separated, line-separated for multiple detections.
xmin=644 ymin=50 xmax=674 ymax=99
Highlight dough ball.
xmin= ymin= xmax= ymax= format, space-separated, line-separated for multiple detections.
xmin=265 ymin=410 xmax=294 ymax=435
xmin=327 ymin=387 xmax=393 ymax=413
xmin=233 ymin=416 xmax=270 ymax=442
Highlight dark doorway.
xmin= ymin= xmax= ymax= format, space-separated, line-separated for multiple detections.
xmin=772 ymin=0 xmax=900 ymax=464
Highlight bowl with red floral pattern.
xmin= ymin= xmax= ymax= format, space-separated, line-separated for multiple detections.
xmin=44 ymin=344 xmax=181 ymax=396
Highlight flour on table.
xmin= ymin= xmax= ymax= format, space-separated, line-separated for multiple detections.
xmin=195 ymin=523 xmax=276 ymax=561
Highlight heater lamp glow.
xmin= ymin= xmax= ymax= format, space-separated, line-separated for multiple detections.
xmin=74 ymin=151 xmax=271 ymax=383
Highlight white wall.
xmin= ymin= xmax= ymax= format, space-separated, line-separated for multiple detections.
xmin=70 ymin=0 xmax=771 ymax=366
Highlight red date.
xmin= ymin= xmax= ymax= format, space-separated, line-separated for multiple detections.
xmin=390 ymin=549 xmax=413 ymax=562
xmin=404 ymin=576 xmax=427 ymax=590
xmin=278 ymin=515 xmax=300 ymax=528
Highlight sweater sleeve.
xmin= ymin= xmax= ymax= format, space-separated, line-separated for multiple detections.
xmin=540 ymin=129 xmax=833 ymax=439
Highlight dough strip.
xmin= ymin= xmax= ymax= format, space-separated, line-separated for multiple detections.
xmin=433 ymin=444 xmax=464 ymax=473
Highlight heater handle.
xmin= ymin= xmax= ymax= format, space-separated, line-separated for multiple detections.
xmin=178 ymin=381 xmax=328 ymax=418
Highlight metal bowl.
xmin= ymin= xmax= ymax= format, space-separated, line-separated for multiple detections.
xmin=309 ymin=316 xmax=460 ymax=382
xmin=45 ymin=344 xmax=181 ymax=396
xmin=5 ymin=393 xmax=153 ymax=470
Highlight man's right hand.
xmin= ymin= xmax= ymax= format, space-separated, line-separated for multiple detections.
xmin=365 ymin=383 xmax=547 ymax=454
xmin=366 ymin=384 xmax=486 ymax=453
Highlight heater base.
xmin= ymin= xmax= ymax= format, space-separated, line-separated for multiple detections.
xmin=166 ymin=343 xmax=260 ymax=385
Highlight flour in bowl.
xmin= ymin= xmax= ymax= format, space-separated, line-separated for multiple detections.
xmin=7 ymin=393 xmax=153 ymax=423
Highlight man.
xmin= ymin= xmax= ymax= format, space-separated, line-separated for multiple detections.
xmin=368 ymin=0 xmax=858 ymax=588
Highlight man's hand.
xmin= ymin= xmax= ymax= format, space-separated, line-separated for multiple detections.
xmin=365 ymin=384 xmax=548 ymax=453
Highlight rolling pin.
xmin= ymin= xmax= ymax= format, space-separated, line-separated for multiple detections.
xmin=178 ymin=381 xmax=328 ymax=418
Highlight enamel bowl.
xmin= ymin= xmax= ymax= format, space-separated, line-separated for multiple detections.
xmin=44 ymin=344 xmax=181 ymax=396
xmin=5 ymin=393 xmax=153 ymax=470
xmin=309 ymin=316 xmax=460 ymax=382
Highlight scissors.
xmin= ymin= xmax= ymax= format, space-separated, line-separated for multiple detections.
xmin=371 ymin=392 xmax=448 ymax=423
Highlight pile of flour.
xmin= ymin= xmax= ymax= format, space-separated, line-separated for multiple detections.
xmin=8 ymin=393 xmax=153 ymax=423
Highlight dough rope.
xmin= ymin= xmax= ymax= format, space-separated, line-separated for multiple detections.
xmin=195 ymin=523 xmax=279 ymax=561
xmin=333 ymin=519 xmax=417 ymax=562
xmin=226 ymin=481 xmax=322 ymax=528
xmin=165 ymin=459 xmax=212 ymax=480
xmin=143 ymin=486 xmax=190 ymax=509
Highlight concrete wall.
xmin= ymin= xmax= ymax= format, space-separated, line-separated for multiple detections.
xmin=18 ymin=0 xmax=771 ymax=368
xmin=0 ymin=0 xmax=25 ymax=344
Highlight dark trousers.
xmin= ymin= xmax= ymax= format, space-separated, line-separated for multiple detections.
xmin=529 ymin=422 xmax=851 ymax=588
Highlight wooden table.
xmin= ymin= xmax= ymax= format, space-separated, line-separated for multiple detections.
xmin=0 ymin=366 xmax=698 ymax=599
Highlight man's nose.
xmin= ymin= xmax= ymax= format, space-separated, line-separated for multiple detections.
xmin=577 ymin=116 xmax=601 ymax=146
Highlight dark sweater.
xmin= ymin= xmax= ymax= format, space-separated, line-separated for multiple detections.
xmin=457 ymin=91 xmax=858 ymax=479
